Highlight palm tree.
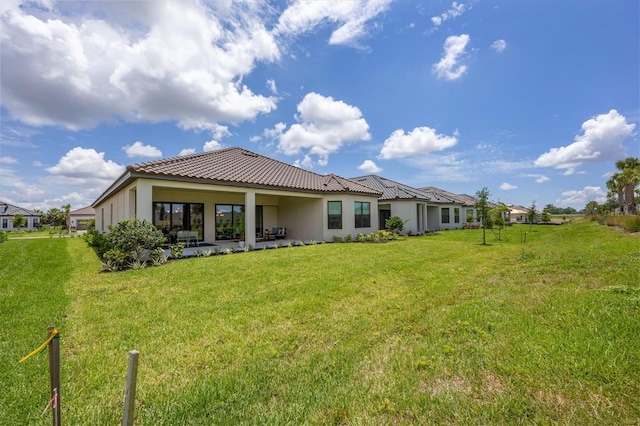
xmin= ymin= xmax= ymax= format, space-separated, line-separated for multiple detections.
xmin=63 ymin=204 xmax=72 ymax=231
xmin=615 ymin=157 xmax=640 ymax=215
xmin=606 ymin=172 xmax=625 ymax=213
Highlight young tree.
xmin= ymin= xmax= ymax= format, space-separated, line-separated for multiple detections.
xmin=11 ymin=214 xmax=27 ymax=229
xmin=527 ymin=201 xmax=537 ymax=229
xmin=489 ymin=202 xmax=510 ymax=241
xmin=475 ymin=187 xmax=491 ymax=245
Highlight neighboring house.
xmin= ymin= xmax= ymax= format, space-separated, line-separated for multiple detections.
xmin=417 ymin=186 xmax=472 ymax=230
xmin=69 ymin=206 xmax=96 ymax=230
xmin=509 ymin=205 xmax=539 ymax=223
xmin=350 ymin=176 xmax=468 ymax=232
xmin=91 ymin=147 xmax=382 ymax=246
xmin=0 ymin=201 xmax=42 ymax=230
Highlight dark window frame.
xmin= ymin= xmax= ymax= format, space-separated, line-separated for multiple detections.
xmin=354 ymin=201 xmax=371 ymax=228
xmin=328 ymin=201 xmax=342 ymax=229
xmin=441 ymin=207 xmax=450 ymax=224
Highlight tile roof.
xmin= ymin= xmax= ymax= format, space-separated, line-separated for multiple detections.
xmin=70 ymin=206 xmax=95 ymax=216
xmin=0 ymin=201 xmax=41 ymax=216
xmin=350 ymin=175 xmax=436 ymax=201
xmin=419 ymin=186 xmax=475 ymax=205
xmin=95 ymin=147 xmax=381 ymax=205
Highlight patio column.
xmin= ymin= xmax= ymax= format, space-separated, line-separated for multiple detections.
xmin=135 ymin=179 xmax=153 ymax=222
xmin=245 ymin=190 xmax=256 ymax=247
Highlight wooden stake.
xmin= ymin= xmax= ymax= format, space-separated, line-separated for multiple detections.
xmin=47 ymin=325 xmax=61 ymax=426
xmin=122 ymin=350 xmax=140 ymax=426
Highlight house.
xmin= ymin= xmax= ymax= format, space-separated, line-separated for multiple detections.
xmin=508 ymin=205 xmax=540 ymax=223
xmin=418 ymin=186 xmax=478 ymax=229
xmin=0 ymin=201 xmax=42 ymax=230
xmin=69 ymin=206 xmax=96 ymax=230
xmin=91 ymin=147 xmax=382 ymax=246
xmin=349 ymin=176 xmax=469 ymax=232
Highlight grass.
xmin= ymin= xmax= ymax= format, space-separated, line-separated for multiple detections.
xmin=1 ymin=221 xmax=639 ymax=424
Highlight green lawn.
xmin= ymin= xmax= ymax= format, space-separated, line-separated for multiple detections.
xmin=1 ymin=221 xmax=638 ymax=424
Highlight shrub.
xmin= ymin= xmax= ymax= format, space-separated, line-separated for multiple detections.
xmin=170 ymin=243 xmax=185 ymax=259
xmin=149 ymin=247 xmax=167 ymax=266
xmin=107 ymin=218 xmax=166 ymax=263
xmin=102 ymin=249 xmax=131 ymax=270
xmin=0 ymin=231 xmax=7 ymax=243
xmin=332 ymin=236 xmax=343 ymax=243
xmin=344 ymin=234 xmax=352 ymax=243
xmin=84 ymin=230 xmax=111 ymax=256
xmin=385 ymin=216 xmax=408 ymax=234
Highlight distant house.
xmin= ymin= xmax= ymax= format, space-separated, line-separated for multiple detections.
xmin=0 ymin=201 xmax=42 ymax=230
xmin=419 ymin=187 xmax=479 ymax=227
xmin=509 ymin=205 xmax=539 ymax=223
xmin=69 ymin=206 xmax=95 ymax=230
xmin=91 ymin=147 xmax=382 ymax=246
xmin=350 ymin=176 xmax=469 ymax=232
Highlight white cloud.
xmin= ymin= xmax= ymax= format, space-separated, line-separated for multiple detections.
xmin=358 ymin=160 xmax=382 ymax=173
xmin=431 ymin=2 xmax=467 ymax=28
xmin=276 ymin=92 xmax=371 ymax=166
xmin=433 ymin=34 xmax=470 ymax=80
xmin=535 ymin=110 xmax=635 ymax=174
xmin=0 ymin=156 xmax=18 ymax=164
xmin=491 ymin=39 xmax=507 ymax=53
xmin=267 ymin=79 xmax=278 ymax=94
xmin=294 ymin=154 xmax=314 ymax=169
xmin=249 ymin=135 xmax=262 ymax=143
xmin=276 ymin=0 xmax=392 ymax=47
xmin=1 ymin=1 xmax=279 ymax=131
xmin=46 ymin=147 xmax=125 ymax=184
xmin=123 ymin=141 xmax=162 ymax=158
xmin=557 ymin=186 xmax=607 ymax=207
xmin=379 ymin=127 xmax=458 ymax=159
xmin=499 ymin=182 xmax=517 ymax=190
xmin=522 ymin=173 xmax=550 ymax=183
xmin=179 ymin=148 xmax=196 ymax=156
xmin=203 ymin=140 xmax=224 ymax=152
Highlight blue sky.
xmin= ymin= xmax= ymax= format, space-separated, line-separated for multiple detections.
xmin=1 ymin=0 xmax=638 ymax=211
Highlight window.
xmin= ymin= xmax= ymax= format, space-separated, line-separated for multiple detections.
xmin=466 ymin=208 xmax=474 ymax=222
xmin=328 ymin=201 xmax=342 ymax=229
xmin=454 ymin=208 xmax=460 ymax=223
xmin=2 ymin=218 xmax=8 ymax=229
xmin=441 ymin=207 xmax=450 ymax=224
xmin=354 ymin=201 xmax=370 ymax=228
xmin=153 ymin=202 xmax=205 ymax=240
xmin=214 ymin=204 xmax=244 ymax=240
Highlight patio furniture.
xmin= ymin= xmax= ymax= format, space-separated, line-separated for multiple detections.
xmin=272 ymin=227 xmax=287 ymax=240
xmin=176 ymin=230 xmax=199 ymax=247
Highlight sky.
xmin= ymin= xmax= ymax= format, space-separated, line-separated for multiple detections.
xmin=1 ymin=0 xmax=638 ymax=212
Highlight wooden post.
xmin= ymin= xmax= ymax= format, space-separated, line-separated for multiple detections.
xmin=122 ymin=350 xmax=140 ymax=426
xmin=47 ymin=325 xmax=61 ymax=426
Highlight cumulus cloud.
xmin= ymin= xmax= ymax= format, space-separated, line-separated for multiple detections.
xmin=123 ymin=141 xmax=162 ymax=158
xmin=203 ymin=140 xmax=224 ymax=152
xmin=276 ymin=0 xmax=392 ymax=47
xmin=379 ymin=127 xmax=458 ymax=159
xmin=1 ymin=1 xmax=279 ymax=131
xmin=179 ymin=148 xmax=196 ymax=156
xmin=46 ymin=147 xmax=125 ymax=184
xmin=433 ymin=34 xmax=470 ymax=80
xmin=499 ymin=182 xmax=517 ymax=190
xmin=0 ymin=156 xmax=18 ymax=164
xmin=431 ymin=2 xmax=467 ymax=28
xmin=491 ymin=39 xmax=507 ymax=53
xmin=535 ymin=110 xmax=635 ymax=174
xmin=557 ymin=186 xmax=607 ymax=207
xmin=358 ymin=160 xmax=382 ymax=173
xmin=275 ymin=92 xmax=371 ymax=166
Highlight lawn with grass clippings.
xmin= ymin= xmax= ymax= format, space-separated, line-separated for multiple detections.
xmin=2 ymin=220 xmax=638 ymax=424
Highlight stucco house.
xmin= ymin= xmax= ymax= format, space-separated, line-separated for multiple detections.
xmin=350 ymin=176 xmax=470 ymax=232
xmin=91 ymin=147 xmax=382 ymax=246
xmin=419 ymin=187 xmax=479 ymax=228
xmin=509 ymin=205 xmax=539 ymax=223
xmin=0 ymin=201 xmax=41 ymax=230
xmin=69 ymin=206 xmax=96 ymax=230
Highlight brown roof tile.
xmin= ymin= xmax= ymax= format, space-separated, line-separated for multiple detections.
xmin=127 ymin=147 xmax=381 ymax=195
